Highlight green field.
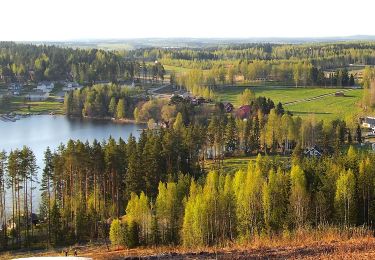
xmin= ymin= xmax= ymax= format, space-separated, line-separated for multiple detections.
xmin=216 ymin=86 xmax=363 ymax=120
xmin=0 ymin=96 xmax=64 ymax=114
xmin=205 ymin=156 xmax=290 ymax=173
xmin=285 ymin=90 xmax=363 ymax=120
xmin=14 ymin=100 xmax=64 ymax=114
xmin=163 ymin=65 xmax=196 ymax=76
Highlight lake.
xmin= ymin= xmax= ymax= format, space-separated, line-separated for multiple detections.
xmin=0 ymin=115 xmax=146 ymax=209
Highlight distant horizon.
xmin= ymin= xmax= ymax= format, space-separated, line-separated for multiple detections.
xmin=12 ymin=35 xmax=375 ymax=43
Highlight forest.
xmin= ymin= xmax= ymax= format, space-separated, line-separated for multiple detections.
xmin=1 ymin=41 xmax=373 ymax=87
xmin=0 ymin=42 xmax=165 ymax=84
xmin=0 ymin=100 xmax=368 ymax=250
xmin=1 ymin=41 xmax=375 ymax=256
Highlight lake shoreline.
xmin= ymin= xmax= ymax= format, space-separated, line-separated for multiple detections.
xmin=0 ymin=112 xmax=147 ymax=125
xmin=81 ymin=115 xmax=147 ymax=125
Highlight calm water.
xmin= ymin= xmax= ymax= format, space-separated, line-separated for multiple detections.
xmin=0 ymin=115 xmax=145 ymax=210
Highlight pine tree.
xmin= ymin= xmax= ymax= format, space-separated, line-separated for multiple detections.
xmin=125 ymin=135 xmax=142 ymax=199
xmin=40 ymin=147 xmax=54 ymax=245
xmin=50 ymin=201 xmax=61 ymax=245
xmin=225 ymin=115 xmax=239 ymax=155
xmin=356 ymin=124 xmax=362 ymax=144
xmin=0 ymin=151 xmax=7 ymax=250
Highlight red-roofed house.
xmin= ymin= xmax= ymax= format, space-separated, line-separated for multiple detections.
xmin=236 ymin=105 xmax=251 ymax=119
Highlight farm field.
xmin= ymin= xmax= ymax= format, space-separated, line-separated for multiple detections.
xmin=216 ymin=86 xmax=363 ymax=120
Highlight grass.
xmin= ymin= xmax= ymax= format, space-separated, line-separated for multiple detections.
xmin=16 ymin=101 xmax=64 ymax=114
xmin=1 ymin=97 xmax=64 ymax=114
xmin=164 ymin=65 xmax=193 ymax=75
xmin=205 ymin=155 xmax=290 ymax=173
xmin=285 ymin=90 xmax=363 ymax=120
xmin=216 ymin=86 xmax=363 ymax=120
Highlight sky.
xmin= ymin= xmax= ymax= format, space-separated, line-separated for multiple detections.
xmin=1 ymin=0 xmax=375 ymax=41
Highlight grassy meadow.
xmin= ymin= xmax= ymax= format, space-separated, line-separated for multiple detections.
xmin=0 ymin=96 xmax=64 ymax=114
xmin=216 ymin=86 xmax=363 ymax=120
xmin=285 ymin=89 xmax=363 ymax=120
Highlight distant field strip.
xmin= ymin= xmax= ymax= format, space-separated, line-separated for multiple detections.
xmin=283 ymin=89 xmax=354 ymax=105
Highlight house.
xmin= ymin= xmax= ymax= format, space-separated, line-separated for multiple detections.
xmin=8 ymin=83 xmax=23 ymax=92
xmin=304 ymin=146 xmax=322 ymax=157
xmin=62 ymin=82 xmax=82 ymax=92
xmin=236 ymin=105 xmax=251 ymax=119
xmin=222 ymin=102 xmax=234 ymax=113
xmin=36 ymin=82 xmax=54 ymax=93
xmin=28 ymin=91 xmax=49 ymax=101
xmin=7 ymin=213 xmax=40 ymax=230
xmin=8 ymin=83 xmax=23 ymax=95
xmin=361 ymin=117 xmax=375 ymax=130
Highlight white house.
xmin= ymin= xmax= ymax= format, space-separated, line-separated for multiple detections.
xmin=36 ymin=82 xmax=54 ymax=93
xmin=62 ymin=82 xmax=82 ymax=92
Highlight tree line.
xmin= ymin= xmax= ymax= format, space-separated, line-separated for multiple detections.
xmin=110 ymin=148 xmax=375 ymax=248
xmin=63 ymin=84 xmax=144 ymax=118
xmin=0 ymin=42 xmax=164 ymax=85
xmin=176 ymin=61 xmax=356 ymax=91
xmin=130 ymin=42 xmax=375 ymax=69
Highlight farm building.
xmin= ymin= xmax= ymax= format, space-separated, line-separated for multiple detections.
xmin=361 ymin=117 xmax=375 ymax=130
xmin=236 ymin=105 xmax=251 ymax=119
